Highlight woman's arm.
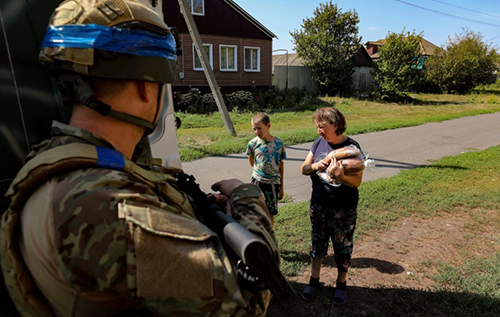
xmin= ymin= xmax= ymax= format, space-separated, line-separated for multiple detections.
xmin=301 ymin=151 xmax=328 ymax=175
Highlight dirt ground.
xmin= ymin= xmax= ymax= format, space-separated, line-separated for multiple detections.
xmin=266 ymin=209 xmax=500 ymax=317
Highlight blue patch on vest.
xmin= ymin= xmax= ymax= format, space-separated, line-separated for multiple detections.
xmin=96 ymin=147 xmax=125 ymax=171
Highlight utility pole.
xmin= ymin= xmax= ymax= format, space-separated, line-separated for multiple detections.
xmin=178 ymin=0 xmax=236 ymax=136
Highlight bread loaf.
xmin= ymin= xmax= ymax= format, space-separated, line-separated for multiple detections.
xmin=324 ymin=146 xmax=365 ymax=181
xmin=341 ymin=156 xmax=365 ymax=175
xmin=324 ymin=146 xmax=361 ymax=164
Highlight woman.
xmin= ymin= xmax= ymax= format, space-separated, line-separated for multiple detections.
xmin=300 ymin=107 xmax=363 ymax=306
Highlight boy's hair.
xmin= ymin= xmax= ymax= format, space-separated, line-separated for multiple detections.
xmin=313 ymin=107 xmax=347 ymax=135
xmin=251 ymin=112 xmax=270 ymax=126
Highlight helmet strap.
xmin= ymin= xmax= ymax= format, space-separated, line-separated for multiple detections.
xmin=58 ymin=74 xmax=155 ymax=132
xmin=148 ymin=83 xmax=164 ymax=135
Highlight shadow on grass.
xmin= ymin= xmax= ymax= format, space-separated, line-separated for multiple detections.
xmin=267 ymin=281 xmax=500 ymax=317
xmin=280 ymin=251 xmax=405 ymax=276
xmin=323 ymin=257 xmax=405 ymax=275
xmin=474 ymin=89 xmax=500 ymax=96
xmin=410 ymin=100 xmax=470 ymax=106
xmin=281 ymin=250 xmax=310 ymax=266
xmin=370 ymin=158 xmax=468 ymax=172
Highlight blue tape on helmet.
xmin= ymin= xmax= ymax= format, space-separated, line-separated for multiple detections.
xmin=41 ymin=24 xmax=177 ymax=60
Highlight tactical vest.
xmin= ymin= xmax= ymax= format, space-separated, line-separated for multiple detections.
xmin=0 ymin=143 xmax=194 ymax=316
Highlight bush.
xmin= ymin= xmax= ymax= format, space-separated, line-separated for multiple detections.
xmin=371 ymin=29 xmax=423 ymax=102
xmin=174 ymin=88 xmax=203 ymax=112
xmin=425 ymin=29 xmax=499 ymax=94
xmin=173 ymin=87 xmax=323 ymax=114
xmin=224 ymin=90 xmax=254 ymax=110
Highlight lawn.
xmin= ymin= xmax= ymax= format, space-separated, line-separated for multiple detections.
xmin=267 ymin=144 xmax=500 ymax=317
xmin=176 ymin=91 xmax=500 ymax=161
xmin=173 ymin=88 xmax=500 ymax=316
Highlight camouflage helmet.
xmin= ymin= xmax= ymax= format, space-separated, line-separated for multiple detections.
xmin=40 ymin=0 xmax=177 ymax=84
xmin=39 ymin=0 xmax=178 ymax=133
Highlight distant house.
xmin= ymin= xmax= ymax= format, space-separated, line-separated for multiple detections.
xmin=365 ymin=37 xmax=441 ymax=68
xmin=271 ymin=53 xmax=317 ymax=92
xmin=272 ymin=46 xmax=374 ymax=93
xmin=163 ymin=0 xmax=277 ymax=90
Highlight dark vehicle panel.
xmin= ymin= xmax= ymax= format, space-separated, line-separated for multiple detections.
xmin=1 ymin=1 xmax=63 ymax=315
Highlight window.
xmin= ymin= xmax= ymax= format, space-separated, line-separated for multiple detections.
xmin=193 ymin=43 xmax=212 ymax=71
xmin=244 ymin=47 xmax=260 ymax=72
xmin=183 ymin=0 xmax=204 ymax=15
xmin=220 ymin=45 xmax=237 ymax=71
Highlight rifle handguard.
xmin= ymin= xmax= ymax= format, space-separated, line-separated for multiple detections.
xmin=174 ymin=173 xmax=296 ymax=304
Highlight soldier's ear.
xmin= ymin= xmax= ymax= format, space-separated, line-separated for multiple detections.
xmin=135 ymin=81 xmax=156 ymax=103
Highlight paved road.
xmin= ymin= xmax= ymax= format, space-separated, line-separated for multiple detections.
xmin=182 ymin=112 xmax=500 ymax=203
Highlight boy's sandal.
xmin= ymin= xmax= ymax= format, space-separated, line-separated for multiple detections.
xmin=301 ymin=285 xmax=317 ymax=302
xmin=332 ymin=288 xmax=347 ymax=306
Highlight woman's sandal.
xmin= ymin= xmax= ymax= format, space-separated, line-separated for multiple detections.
xmin=301 ymin=285 xmax=317 ymax=302
xmin=332 ymin=288 xmax=347 ymax=306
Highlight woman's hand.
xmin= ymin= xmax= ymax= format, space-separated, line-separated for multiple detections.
xmin=327 ymin=157 xmax=345 ymax=178
xmin=314 ymin=159 xmax=329 ymax=172
xmin=327 ymin=157 xmax=363 ymax=188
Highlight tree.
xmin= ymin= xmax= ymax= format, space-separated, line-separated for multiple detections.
xmin=372 ymin=30 xmax=423 ymax=102
xmin=425 ymin=29 xmax=499 ymax=94
xmin=290 ymin=2 xmax=361 ymax=96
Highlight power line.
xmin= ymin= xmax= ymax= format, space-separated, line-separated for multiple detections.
xmin=487 ymin=34 xmax=500 ymax=42
xmin=429 ymin=0 xmax=500 ymax=20
xmin=393 ymin=0 xmax=500 ymax=28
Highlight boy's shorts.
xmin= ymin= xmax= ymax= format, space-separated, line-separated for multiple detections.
xmin=251 ymin=178 xmax=280 ymax=216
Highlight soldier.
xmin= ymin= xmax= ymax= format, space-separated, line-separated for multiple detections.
xmin=0 ymin=0 xmax=279 ymax=316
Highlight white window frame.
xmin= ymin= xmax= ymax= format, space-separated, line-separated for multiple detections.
xmin=193 ymin=43 xmax=213 ymax=71
xmin=181 ymin=0 xmax=205 ymax=16
xmin=244 ymin=46 xmax=260 ymax=72
xmin=219 ymin=45 xmax=238 ymax=72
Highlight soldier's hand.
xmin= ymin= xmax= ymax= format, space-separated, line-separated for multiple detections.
xmin=211 ymin=179 xmax=244 ymax=216
xmin=211 ymin=179 xmax=244 ymax=197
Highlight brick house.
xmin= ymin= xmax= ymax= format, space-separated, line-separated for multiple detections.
xmin=163 ymin=0 xmax=277 ymax=90
xmin=365 ymin=37 xmax=441 ymax=68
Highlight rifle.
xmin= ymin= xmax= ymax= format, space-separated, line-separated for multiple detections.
xmin=174 ymin=173 xmax=296 ymax=305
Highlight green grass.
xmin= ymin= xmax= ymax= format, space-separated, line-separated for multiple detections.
xmin=176 ymin=92 xmax=500 ymax=161
xmin=275 ymin=146 xmax=500 ymax=275
xmin=272 ymin=145 xmax=500 ymax=315
xmin=176 ymin=90 xmax=500 ymax=316
xmin=431 ymin=253 xmax=500 ymax=316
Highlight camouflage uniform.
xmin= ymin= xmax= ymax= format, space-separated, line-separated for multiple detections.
xmin=1 ymin=121 xmax=277 ymax=316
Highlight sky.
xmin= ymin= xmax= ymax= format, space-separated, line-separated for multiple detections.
xmin=235 ymin=0 xmax=500 ymax=54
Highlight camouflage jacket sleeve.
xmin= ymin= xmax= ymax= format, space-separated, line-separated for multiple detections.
xmin=52 ymin=168 xmax=272 ymax=316
xmin=230 ymin=184 xmax=279 ymax=261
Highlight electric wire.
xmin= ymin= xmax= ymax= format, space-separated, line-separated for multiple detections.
xmin=393 ymin=0 xmax=500 ymax=28
xmin=429 ymin=0 xmax=500 ymax=20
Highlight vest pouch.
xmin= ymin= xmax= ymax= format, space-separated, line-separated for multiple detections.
xmin=118 ymin=200 xmax=219 ymax=298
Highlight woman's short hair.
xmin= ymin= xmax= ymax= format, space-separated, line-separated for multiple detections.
xmin=313 ymin=107 xmax=346 ymax=135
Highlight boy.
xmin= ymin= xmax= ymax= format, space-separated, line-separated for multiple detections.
xmin=246 ymin=112 xmax=287 ymax=223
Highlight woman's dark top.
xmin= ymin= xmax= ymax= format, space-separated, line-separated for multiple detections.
xmin=309 ymin=136 xmax=363 ymax=208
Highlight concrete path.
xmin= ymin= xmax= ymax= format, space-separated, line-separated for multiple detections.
xmin=182 ymin=112 xmax=500 ymax=203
